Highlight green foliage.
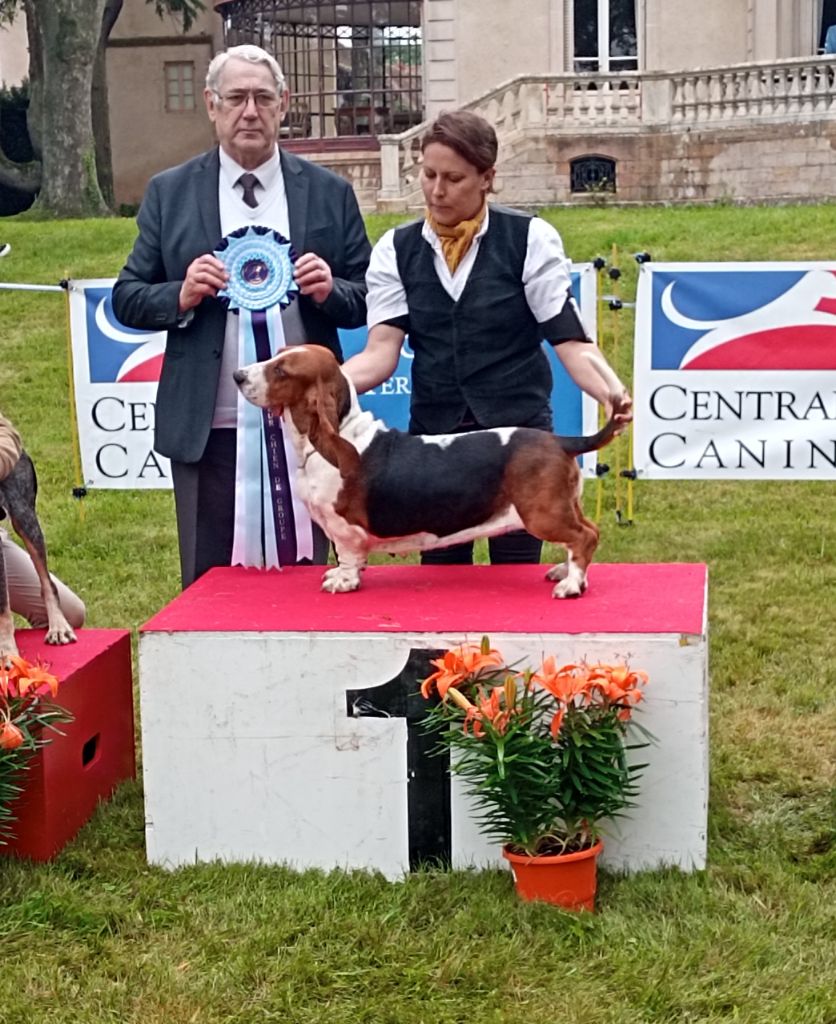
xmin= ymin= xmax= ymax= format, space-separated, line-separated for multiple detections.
xmin=554 ymin=704 xmax=645 ymax=837
xmin=0 ymin=81 xmax=32 ymax=163
xmin=0 ymin=0 xmax=202 ymax=30
xmin=0 ymin=81 xmax=35 ymax=216
xmin=0 ymin=704 xmax=68 ymax=840
xmin=0 ymin=660 xmax=72 ymax=844
xmin=147 ymin=0 xmax=205 ymax=33
xmin=431 ymin=686 xmax=563 ymax=852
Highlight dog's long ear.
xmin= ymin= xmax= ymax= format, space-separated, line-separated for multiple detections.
xmin=306 ymin=377 xmax=361 ymax=478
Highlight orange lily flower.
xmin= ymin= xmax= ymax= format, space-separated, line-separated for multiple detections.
xmin=15 ymin=662 xmax=60 ymax=700
xmin=420 ymin=642 xmax=503 ymax=699
xmin=8 ymin=655 xmax=30 ymax=682
xmin=531 ymin=657 xmax=593 ymax=705
xmin=549 ymin=707 xmax=565 ymax=739
xmin=588 ymin=664 xmax=647 ymax=717
xmin=462 ymin=685 xmax=519 ymax=737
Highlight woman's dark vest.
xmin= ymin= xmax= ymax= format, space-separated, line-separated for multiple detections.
xmin=393 ymin=206 xmax=553 ymax=434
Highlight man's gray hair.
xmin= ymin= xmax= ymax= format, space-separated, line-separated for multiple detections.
xmin=206 ymin=45 xmax=286 ymax=98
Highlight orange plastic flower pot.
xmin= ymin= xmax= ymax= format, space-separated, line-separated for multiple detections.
xmin=502 ymin=840 xmax=604 ymax=912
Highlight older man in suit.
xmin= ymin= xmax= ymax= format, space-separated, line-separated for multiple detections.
xmin=113 ymin=45 xmax=371 ymax=588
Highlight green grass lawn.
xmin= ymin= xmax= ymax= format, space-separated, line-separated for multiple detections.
xmin=0 ymin=206 xmax=834 ymax=1023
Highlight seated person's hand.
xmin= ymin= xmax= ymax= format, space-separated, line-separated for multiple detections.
xmin=294 ymin=252 xmax=334 ymax=304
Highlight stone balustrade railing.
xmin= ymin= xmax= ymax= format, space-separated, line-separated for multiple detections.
xmin=378 ymin=55 xmax=836 ymax=206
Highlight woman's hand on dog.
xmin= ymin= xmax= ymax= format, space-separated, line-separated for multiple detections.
xmin=605 ymin=389 xmax=633 ymax=434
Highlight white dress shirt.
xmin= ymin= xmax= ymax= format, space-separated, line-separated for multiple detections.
xmin=213 ymin=146 xmax=304 ymax=427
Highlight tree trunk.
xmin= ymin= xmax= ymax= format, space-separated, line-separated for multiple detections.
xmin=23 ymin=0 xmax=43 ymax=159
xmin=30 ymin=0 xmax=110 ymax=217
xmin=91 ymin=44 xmax=113 ymax=207
xmin=92 ymin=0 xmax=123 ymax=208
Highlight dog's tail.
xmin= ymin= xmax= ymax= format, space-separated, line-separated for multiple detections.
xmin=0 ymin=413 xmax=22 ymax=482
xmin=554 ymin=397 xmax=629 ymax=456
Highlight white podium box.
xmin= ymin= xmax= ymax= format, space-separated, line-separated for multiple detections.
xmin=139 ymin=563 xmax=708 ymax=878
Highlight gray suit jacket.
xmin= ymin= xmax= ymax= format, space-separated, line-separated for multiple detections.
xmin=112 ymin=147 xmax=371 ymax=463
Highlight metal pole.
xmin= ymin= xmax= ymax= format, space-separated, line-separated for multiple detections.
xmin=0 ymin=282 xmax=65 ymax=293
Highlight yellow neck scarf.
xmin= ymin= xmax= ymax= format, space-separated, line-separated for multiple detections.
xmin=426 ymin=203 xmax=487 ymax=274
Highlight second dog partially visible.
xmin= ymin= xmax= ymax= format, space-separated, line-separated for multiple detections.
xmin=0 ymin=413 xmax=77 ymax=665
xmin=235 ymin=345 xmax=625 ymax=598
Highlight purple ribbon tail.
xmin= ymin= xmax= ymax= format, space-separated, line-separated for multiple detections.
xmin=252 ymin=309 xmax=297 ymax=565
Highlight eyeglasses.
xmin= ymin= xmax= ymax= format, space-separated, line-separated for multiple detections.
xmin=215 ymin=90 xmax=281 ymax=110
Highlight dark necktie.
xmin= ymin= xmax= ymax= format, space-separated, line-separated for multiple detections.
xmin=238 ymin=172 xmax=260 ymax=209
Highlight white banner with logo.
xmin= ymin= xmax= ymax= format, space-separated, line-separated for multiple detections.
xmin=633 ymin=262 xmax=836 ymax=479
xmin=68 ymin=266 xmax=598 ymax=489
xmin=68 ymin=278 xmax=169 ymax=489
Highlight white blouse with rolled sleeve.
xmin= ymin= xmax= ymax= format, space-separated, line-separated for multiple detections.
xmin=366 ymin=207 xmax=585 ymax=335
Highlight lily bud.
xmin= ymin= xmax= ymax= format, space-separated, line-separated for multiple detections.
xmin=504 ymin=674 xmax=516 ymax=710
xmin=0 ymin=720 xmax=24 ymax=750
xmin=446 ymin=687 xmax=473 ymax=711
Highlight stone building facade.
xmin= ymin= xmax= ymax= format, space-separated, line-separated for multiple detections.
xmin=1 ymin=0 xmax=834 ymax=210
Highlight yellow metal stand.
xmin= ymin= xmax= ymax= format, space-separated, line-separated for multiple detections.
xmin=63 ymin=283 xmax=87 ymax=521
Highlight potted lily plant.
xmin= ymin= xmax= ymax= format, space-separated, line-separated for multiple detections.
xmin=0 ymin=655 xmax=68 ymax=845
xmin=420 ymin=637 xmax=651 ymax=911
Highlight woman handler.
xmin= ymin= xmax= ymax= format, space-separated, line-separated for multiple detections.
xmin=343 ymin=110 xmax=631 ymax=564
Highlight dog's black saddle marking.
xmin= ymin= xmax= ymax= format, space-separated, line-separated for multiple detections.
xmin=360 ymin=429 xmax=518 ymax=538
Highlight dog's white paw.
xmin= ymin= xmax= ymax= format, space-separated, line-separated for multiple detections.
xmin=552 ymin=580 xmax=582 ymax=599
xmin=321 ymin=567 xmax=361 ymax=593
xmin=545 ymin=562 xmax=569 ymax=582
xmin=551 ymin=569 xmax=588 ymax=599
xmin=45 ymin=624 xmax=77 ymax=646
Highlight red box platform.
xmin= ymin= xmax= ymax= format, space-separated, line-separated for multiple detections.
xmin=1 ymin=629 xmax=135 ymax=861
xmin=143 ymin=562 xmax=708 ymax=636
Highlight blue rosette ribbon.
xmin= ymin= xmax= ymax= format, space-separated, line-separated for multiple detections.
xmin=215 ymin=225 xmax=312 ymax=570
xmin=214 ymin=224 xmax=299 ymax=312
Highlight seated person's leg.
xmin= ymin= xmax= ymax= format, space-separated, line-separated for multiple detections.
xmin=1 ymin=527 xmax=86 ymax=629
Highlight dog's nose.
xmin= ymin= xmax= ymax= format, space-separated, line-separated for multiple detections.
xmin=232 ymin=369 xmax=247 ymax=384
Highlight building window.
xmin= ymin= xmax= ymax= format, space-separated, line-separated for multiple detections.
xmin=573 ymin=0 xmax=637 ymax=73
xmin=571 ymin=155 xmax=616 ymax=193
xmin=218 ymin=0 xmax=423 ymax=141
xmin=820 ymin=0 xmax=836 ymax=52
xmin=165 ymin=61 xmax=196 ymax=112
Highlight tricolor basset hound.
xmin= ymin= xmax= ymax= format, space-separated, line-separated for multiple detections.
xmin=234 ymin=344 xmax=623 ymax=597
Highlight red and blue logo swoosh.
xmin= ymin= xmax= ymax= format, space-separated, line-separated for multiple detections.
xmin=85 ymin=287 xmax=165 ymax=383
xmin=650 ymin=268 xmax=836 ymax=370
